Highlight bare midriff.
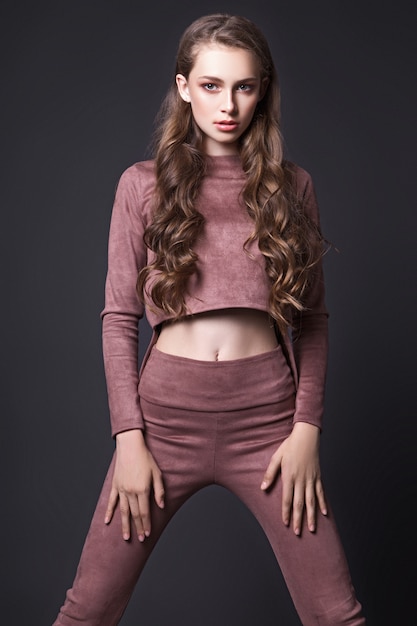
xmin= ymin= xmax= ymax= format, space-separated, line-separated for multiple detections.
xmin=155 ymin=308 xmax=278 ymax=361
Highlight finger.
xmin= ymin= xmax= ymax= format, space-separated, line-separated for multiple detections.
xmin=104 ymin=487 xmax=119 ymax=525
xmin=305 ymin=480 xmax=317 ymax=533
xmin=119 ymin=493 xmax=132 ymax=541
xmin=127 ymin=494 xmax=145 ymax=541
xmin=291 ymin=483 xmax=305 ymax=536
xmin=152 ymin=468 xmax=165 ymax=509
xmin=281 ymin=473 xmax=294 ymax=528
xmin=261 ymin=451 xmax=282 ymax=490
xmin=315 ymin=478 xmax=328 ymax=516
xmin=137 ymin=487 xmax=151 ymax=540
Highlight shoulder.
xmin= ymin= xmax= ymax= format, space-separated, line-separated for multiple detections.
xmin=114 ymin=160 xmax=156 ymax=213
xmin=117 ymin=159 xmax=156 ymax=191
xmin=111 ymin=160 xmax=156 ymax=223
xmin=283 ymin=160 xmax=314 ymax=195
xmin=283 ymin=161 xmax=319 ymax=220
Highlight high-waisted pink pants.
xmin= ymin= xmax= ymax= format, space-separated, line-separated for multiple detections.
xmin=54 ymin=346 xmax=365 ymax=625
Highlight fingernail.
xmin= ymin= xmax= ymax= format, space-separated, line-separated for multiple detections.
xmin=294 ymin=528 xmax=300 ymax=536
xmin=138 ymin=534 xmax=145 ymax=542
xmin=145 ymin=530 xmax=150 ymax=538
xmin=260 ymin=481 xmax=268 ymax=490
xmin=309 ymin=524 xmax=315 ymax=532
xmin=123 ymin=533 xmax=130 ymax=541
xmin=104 ymin=517 xmax=109 ymax=524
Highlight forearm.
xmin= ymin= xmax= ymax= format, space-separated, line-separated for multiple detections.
xmin=102 ymin=312 xmax=145 ymax=436
xmin=292 ymin=309 xmax=328 ymax=429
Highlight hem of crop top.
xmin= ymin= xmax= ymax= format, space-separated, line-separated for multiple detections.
xmin=144 ymin=302 xmax=271 ymax=330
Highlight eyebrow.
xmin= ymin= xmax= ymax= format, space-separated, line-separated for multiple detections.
xmin=197 ymin=75 xmax=259 ymax=83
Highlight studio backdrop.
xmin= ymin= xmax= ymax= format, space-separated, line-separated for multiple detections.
xmin=1 ymin=1 xmax=416 ymax=625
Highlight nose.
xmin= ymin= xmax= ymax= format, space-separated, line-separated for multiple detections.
xmin=220 ymin=90 xmax=237 ymax=115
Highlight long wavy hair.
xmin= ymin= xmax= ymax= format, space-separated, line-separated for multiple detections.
xmin=137 ymin=13 xmax=325 ymax=332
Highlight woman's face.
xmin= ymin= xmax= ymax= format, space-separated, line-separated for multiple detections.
xmin=176 ymin=44 xmax=265 ymax=156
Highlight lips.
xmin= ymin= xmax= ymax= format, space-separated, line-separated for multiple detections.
xmin=214 ymin=120 xmax=240 ymax=131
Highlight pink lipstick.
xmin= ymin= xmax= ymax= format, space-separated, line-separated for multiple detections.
xmin=214 ymin=120 xmax=239 ymax=131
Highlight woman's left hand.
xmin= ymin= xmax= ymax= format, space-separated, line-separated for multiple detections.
xmin=260 ymin=422 xmax=327 ymax=535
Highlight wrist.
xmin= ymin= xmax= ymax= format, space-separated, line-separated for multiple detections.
xmin=115 ymin=428 xmax=145 ymax=448
xmin=291 ymin=421 xmax=320 ymax=440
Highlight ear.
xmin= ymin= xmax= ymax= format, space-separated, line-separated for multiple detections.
xmin=176 ymin=74 xmax=191 ymax=102
xmin=258 ymin=77 xmax=269 ymax=101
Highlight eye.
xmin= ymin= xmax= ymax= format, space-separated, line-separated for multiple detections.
xmin=237 ymin=84 xmax=253 ymax=92
xmin=203 ymin=83 xmax=218 ymax=91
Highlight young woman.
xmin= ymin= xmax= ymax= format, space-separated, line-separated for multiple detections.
xmin=54 ymin=14 xmax=366 ymax=626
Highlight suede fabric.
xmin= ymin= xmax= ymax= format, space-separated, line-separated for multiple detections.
xmin=101 ymin=156 xmax=328 ymax=436
xmin=54 ymin=348 xmax=364 ymax=626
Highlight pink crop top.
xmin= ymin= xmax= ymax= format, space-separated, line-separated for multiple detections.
xmin=101 ymin=155 xmax=328 ymax=436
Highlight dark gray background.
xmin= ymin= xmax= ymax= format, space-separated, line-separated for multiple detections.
xmin=2 ymin=1 xmax=416 ymax=624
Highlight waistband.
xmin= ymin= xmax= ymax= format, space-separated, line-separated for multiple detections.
xmin=139 ymin=344 xmax=295 ymax=412
xmin=151 ymin=345 xmax=283 ymax=368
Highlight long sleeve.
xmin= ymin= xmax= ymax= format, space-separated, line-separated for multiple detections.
xmin=291 ymin=170 xmax=329 ymax=430
xmin=101 ymin=165 xmax=150 ymax=437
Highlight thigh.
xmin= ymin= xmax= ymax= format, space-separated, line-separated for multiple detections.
xmin=218 ymin=436 xmax=365 ymax=626
xmin=53 ymin=434 xmax=206 ymax=626
xmin=53 ymin=453 xmax=183 ymax=625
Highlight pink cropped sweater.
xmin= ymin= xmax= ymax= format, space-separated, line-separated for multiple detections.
xmin=101 ymin=155 xmax=328 ymax=437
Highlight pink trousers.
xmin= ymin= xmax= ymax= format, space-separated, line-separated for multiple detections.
xmin=54 ymin=346 xmax=365 ymax=625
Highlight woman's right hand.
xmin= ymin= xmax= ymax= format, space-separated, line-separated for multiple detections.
xmin=104 ymin=429 xmax=165 ymax=541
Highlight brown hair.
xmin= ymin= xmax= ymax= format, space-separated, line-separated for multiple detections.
xmin=137 ymin=14 xmax=324 ymax=332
